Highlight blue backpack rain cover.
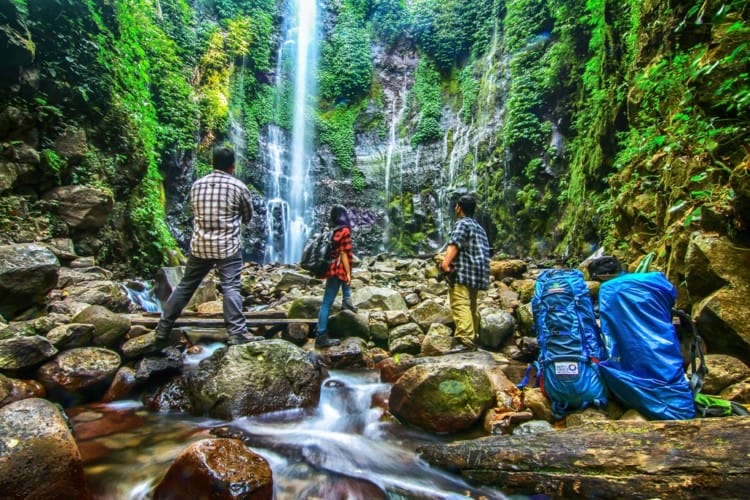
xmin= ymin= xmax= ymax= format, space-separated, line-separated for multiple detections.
xmin=598 ymin=272 xmax=695 ymax=420
xmin=528 ymin=269 xmax=608 ymax=419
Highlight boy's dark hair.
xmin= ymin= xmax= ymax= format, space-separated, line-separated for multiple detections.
xmin=330 ymin=204 xmax=351 ymax=227
xmin=457 ymin=195 xmax=476 ymax=217
xmin=213 ymin=146 xmax=235 ymax=171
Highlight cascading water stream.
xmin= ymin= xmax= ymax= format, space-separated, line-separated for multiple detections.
xmin=263 ymin=0 xmax=319 ymax=264
xmin=77 ymin=362 xmax=508 ymax=499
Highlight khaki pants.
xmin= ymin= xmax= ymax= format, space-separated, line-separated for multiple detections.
xmin=449 ymin=283 xmax=480 ymax=343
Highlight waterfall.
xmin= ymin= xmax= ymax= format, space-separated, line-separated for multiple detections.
xmin=264 ymin=0 xmax=319 ymax=264
xmin=382 ymin=85 xmax=407 ymax=248
xmin=229 ymin=57 xmax=247 ymax=176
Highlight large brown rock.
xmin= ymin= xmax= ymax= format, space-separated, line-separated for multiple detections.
xmin=0 ymin=243 xmax=59 ymax=319
xmin=154 ymin=438 xmax=272 ymax=500
xmin=0 ymin=398 xmax=90 ymax=499
xmin=685 ymin=233 xmax=750 ymax=364
xmin=389 ymin=360 xmax=495 ymax=433
xmin=37 ymin=347 xmax=121 ymax=406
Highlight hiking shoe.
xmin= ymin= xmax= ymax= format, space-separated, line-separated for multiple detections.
xmin=342 ymin=298 xmax=358 ymax=313
xmin=153 ymin=331 xmax=172 ymax=350
xmin=315 ymin=334 xmax=340 ymax=348
xmin=227 ymin=334 xmax=265 ymax=346
xmin=453 ymin=338 xmax=478 ymax=352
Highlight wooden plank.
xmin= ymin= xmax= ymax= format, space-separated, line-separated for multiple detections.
xmin=129 ymin=315 xmax=317 ymax=328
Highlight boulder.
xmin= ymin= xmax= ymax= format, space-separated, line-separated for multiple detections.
xmin=0 ymin=398 xmax=90 ymax=499
xmin=61 ymin=280 xmax=130 ymax=312
xmin=489 ymin=259 xmax=527 ymax=280
xmin=388 ymin=322 xmax=424 ymax=355
xmin=327 ymin=309 xmax=369 ymax=340
xmin=478 ymin=309 xmax=515 ymax=349
xmin=0 ymin=373 xmax=45 ymax=408
xmin=409 ymin=298 xmax=452 ymax=331
xmin=389 ymin=361 xmax=495 ymax=433
xmin=352 ymin=286 xmax=408 ymax=311
xmin=37 ymin=347 xmax=121 ymax=406
xmin=0 ymin=243 xmax=60 ymax=319
xmin=0 ymin=335 xmax=57 ymax=371
xmin=186 ymin=339 xmax=323 ymax=419
xmin=701 ymin=354 xmax=750 ymax=394
xmin=44 ymin=185 xmax=113 ymax=230
xmin=72 ymin=305 xmax=131 ymax=347
xmin=154 ymin=438 xmax=272 ymax=500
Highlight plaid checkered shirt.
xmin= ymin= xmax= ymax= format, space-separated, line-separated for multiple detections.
xmin=448 ymin=216 xmax=490 ymax=290
xmin=189 ymin=170 xmax=253 ymax=259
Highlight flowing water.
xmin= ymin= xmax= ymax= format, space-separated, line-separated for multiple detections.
xmin=263 ymin=0 xmax=319 ymax=264
xmin=75 ymin=344 xmax=508 ymax=499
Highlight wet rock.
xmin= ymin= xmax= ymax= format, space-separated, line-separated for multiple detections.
xmin=0 ymin=398 xmax=90 ymax=499
xmin=143 ymin=376 xmax=193 ymax=413
xmin=0 ymin=243 xmax=60 ymax=319
xmin=0 ymin=335 xmax=57 ymax=370
xmin=72 ymin=305 xmax=131 ymax=348
xmin=313 ymin=337 xmax=372 ymax=369
xmin=37 ymin=347 xmax=121 ymax=406
xmin=0 ymin=373 xmax=45 ymax=407
xmin=186 ymin=339 xmax=322 ymax=419
xmin=154 ymin=438 xmax=272 ymax=500
xmin=101 ymin=366 xmax=138 ymax=403
xmin=134 ymin=350 xmax=183 ymax=383
xmin=389 ymin=362 xmax=495 ymax=433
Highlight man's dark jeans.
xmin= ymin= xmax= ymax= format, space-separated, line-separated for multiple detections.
xmin=156 ymin=251 xmax=246 ymax=337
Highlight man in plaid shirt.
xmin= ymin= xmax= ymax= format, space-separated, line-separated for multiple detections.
xmin=440 ymin=194 xmax=490 ymax=351
xmin=154 ymin=146 xmax=257 ymax=348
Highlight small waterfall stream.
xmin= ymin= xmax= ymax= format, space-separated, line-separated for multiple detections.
xmin=76 ymin=356 xmax=508 ymax=499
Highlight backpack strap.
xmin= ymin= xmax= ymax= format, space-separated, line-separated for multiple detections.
xmin=674 ymin=308 xmax=708 ymax=396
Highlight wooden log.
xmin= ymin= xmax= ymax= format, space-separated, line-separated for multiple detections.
xmin=418 ymin=417 xmax=750 ymax=499
xmin=129 ymin=315 xmax=317 ymax=328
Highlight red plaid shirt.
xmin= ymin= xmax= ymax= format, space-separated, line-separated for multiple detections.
xmin=327 ymin=226 xmax=353 ymax=280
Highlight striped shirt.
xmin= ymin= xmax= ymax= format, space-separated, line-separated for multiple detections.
xmin=448 ymin=216 xmax=490 ymax=290
xmin=189 ymin=170 xmax=253 ymax=259
xmin=327 ymin=226 xmax=353 ymax=281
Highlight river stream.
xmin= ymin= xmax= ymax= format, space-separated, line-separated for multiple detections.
xmin=71 ymin=343 xmax=510 ymax=499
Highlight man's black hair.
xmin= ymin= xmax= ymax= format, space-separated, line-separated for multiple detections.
xmin=213 ymin=146 xmax=235 ymax=171
xmin=457 ymin=195 xmax=476 ymax=217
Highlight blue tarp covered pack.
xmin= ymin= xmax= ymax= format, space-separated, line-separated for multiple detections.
xmin=524 ymin=268 xmax=608 ymax=419
xmin=599 ymin=272 xmax=695 ymax=420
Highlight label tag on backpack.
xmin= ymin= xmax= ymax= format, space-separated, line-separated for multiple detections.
xmin=554 ymin=362 xmax=579 ymax=377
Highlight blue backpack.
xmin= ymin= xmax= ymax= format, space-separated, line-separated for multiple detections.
xmin=598 ymin=272 xmax=696 ymax=420
xmin=520 ymin=269 xmax=608 ymax=419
